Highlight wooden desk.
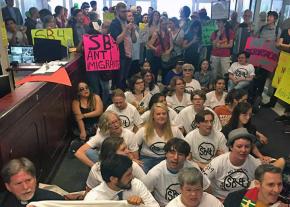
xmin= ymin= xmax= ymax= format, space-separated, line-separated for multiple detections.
xmin=0 ymin=53 xmax=85 ymax=189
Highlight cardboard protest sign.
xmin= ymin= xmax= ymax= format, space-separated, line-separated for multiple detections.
xmin=83 ymin=34 xmax=120 ymax=71
xmin=201 ymin=20 xmax=216 ymax=46
xmin=103 ymin=12 xmax=115 ymax=21
xmin=272 ymin=51 xmax=290 ymax=88
xmin=245 ymin=37 xmax=280 ymax=72
xmin=211 ymin=0 xmax=230 ymax=20
xmin=31 ymin=28 xmax=74 ymax=47
xmin=275 ymin=67 xmax=290 ymax=104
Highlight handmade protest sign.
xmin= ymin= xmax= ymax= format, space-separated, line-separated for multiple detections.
xmin=211 ymin=0 xmax=230 ymax=20
xmin=83 ymin=34 xmax=120 ymax=71
xmin=244 ymin=37 xmax=280 ymax=72
xmin=202 ymin=20 xmax=216 ymax=46
xmin=31 ymin=28 xmax=74 ymax=47
xmin=275 ymin=67 xmax=290 ymax=104
xmin=103 ymin=12 xmax=115 ymax=21
xmin=272 ymin=51 xmax=290 ymax=88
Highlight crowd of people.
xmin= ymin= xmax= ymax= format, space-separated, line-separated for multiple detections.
xmin=1 ymin=0 xmax=290 ymax=206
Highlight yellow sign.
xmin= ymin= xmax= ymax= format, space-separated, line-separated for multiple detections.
xmin=1 ymin=20 xmax=8 ymax=47
xmin=31 ymin=28 xmax=74 ymax=47
xmin=272 ymin=51 xmax=290 ymax=88
xmin=139 ymin=23 xmax=146 ymax=31
xmin=275 ymin=67 xmax=290 ymax=104
xmin=103 ymin=12 xmax=115 ymax=21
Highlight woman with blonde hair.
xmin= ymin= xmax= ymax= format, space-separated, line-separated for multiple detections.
xmin=134 ymin=103 xmax=184 ymax=172
xmin=166 ymin=76 xmax=192 ymax=113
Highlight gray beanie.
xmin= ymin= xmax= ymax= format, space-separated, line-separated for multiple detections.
xmin=227 ymin=128 xmax=255 ymax=147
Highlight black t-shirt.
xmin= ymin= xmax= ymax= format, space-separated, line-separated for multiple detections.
xmin=223 ymin=188 xmax=247 ymax=207
xmin=280 ymin=29 xmax=290 ymax=44
xmin=222 ymin=124 xmax=257 ymax=140
xmin=1 ymin=188 xmax=64 ymax=207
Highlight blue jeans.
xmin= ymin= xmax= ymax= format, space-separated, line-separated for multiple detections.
xmin=141 ymin=155 xmax=165 ymax=173
xmin=86 ymin=149 xmax=100 ymax=163
xmin=228 ymin=80 xmax=251 ymax=91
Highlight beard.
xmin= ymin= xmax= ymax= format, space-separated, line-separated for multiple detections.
xmin=116 ymin=180 xmax=132 ymax=190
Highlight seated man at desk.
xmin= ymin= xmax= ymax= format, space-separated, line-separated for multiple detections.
xmin=1 ymin=157 xmax=64 ymax=207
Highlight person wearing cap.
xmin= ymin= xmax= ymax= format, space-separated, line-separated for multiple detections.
xmin=184 ymin=109 xmax=228 ymax=169
xmin=162 ymin=60 xmax=184 ymax=86
xmin=81 ymin=2 xmax=91 ymax=25
xmin=203 ymin=127 xmax=261 ymax=201
xmin=142 ymin=138 xmax=210 ymax=207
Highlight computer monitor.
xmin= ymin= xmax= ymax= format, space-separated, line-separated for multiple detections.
xmin=0 ymin=75 xmax=11 ymax=98
xmin=33 ymin=38 xmax=67 ymax=63
xmin=9 ymin=46 xmax=34 ymax=64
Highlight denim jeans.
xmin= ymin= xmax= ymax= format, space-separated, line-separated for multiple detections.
xmin=140 ymin=155 xmax=165 ymax=173
xmin=86 ymin=148 xmax=100 ymax=163
xmin=228 ymin=80 xmax=251 ymax=91
xmin=210 ymin=55 xmax=231 ymax=80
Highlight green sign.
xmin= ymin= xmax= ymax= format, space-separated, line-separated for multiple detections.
xmin=202 ymin=20 xmax=216 ymax=46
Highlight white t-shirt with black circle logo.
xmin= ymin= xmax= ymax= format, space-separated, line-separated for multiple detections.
xmin=142 ymin=160 xmax=210 ymax=207
xmin=174 ymin=106 xmax=222 ymax=134
xmin=134 ymin=126 xmax=184 ymax=158
xmin=184 ymin=128 xmax=228 ymax=164
xmin=106 ymin=103 xmax=143 ymax=132
xmin=203 ymin=152 xmax=261 ymax=200
xmin=166 ymin=93 xmax=192 ymax=113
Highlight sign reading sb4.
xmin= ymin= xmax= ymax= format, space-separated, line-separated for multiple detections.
xmin=31 ymin=28 xmax=74 ymax=47
xmin=83 ymin=34 xmax=120 ymax=72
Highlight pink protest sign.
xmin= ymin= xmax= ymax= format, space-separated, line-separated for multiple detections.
xmin=244 ymin=37 xmax=280 ymax=72
xmin=83 ymin=34 xmax=120 ymax=71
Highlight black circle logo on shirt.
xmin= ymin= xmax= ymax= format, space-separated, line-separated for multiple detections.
xmin=191 ymin=120 xmax=197 ymax=130
xmin=165 ymin=183 xmax=180 ymax=201
xmin=198 ymin=142 xmax=215 ymax=161
xmin=221 ymin=169 xmax=250 ymax=191
xmin=119 ymin=115 xmax=131 ymax=128
xmin=174 ymin=106 xmax=185 ymax=113
xmin=234 ymin=68 xmax=249 ymax=78
xmin=149 ymin=142 xmax=166 ymax=155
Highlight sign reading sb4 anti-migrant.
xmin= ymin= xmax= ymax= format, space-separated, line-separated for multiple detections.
xmin=83 ymin=34 xmax=120 ymax=71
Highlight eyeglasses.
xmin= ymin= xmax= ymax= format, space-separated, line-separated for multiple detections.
xmin=183 ymin=69 xmax=193 ymax=72
xmin=79 ymin=86 xmax=89 ymax=92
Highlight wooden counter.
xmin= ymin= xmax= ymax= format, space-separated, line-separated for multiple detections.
xmin=0 ymin=53 xmax=85 ymax=189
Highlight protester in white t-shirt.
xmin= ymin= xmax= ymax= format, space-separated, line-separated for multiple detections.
xmin=86 ymin=137 xmax=145 ymax=192
xmin=166 ymin=167 xmax=223 ymax=207
xmin=125 ymin=74 xmax=152 ymax=114
xmin=85 ymin=155 xmax=159 ymax=207
xmin=182 ymin=63 xmax=201 ymax=94
xmin=205 ymin=77 xmax=227 ymax=109
xmin=174 ymin=90 xmax=222 ymax=134
xmin=166 ymin=77 xmax=192 ymax=113
xmin=203 ymin=128 xmax=261 ymax=201
xmin=142 ymin=138 xmax=210 ymax=207
xmin=141 ymin=93 xmax=178 ymax=123
xmin=134 ymin=103 xmax=184 ymax=173
xmin=141 ymin=69 xmax=160 ymax=95
xmin=75 ymin=111 xmax=139 ymax=167
xmin=228 ymin=51 xmax=255 ymax=91
xmin=185 ymin=110 xmax=228 ymax=169
xmin=106 ymin=89 xmax=143 ymax=133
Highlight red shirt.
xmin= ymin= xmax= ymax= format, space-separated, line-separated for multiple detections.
xmin=211 ymin=29 xmax=235 ymax=57
xmin=214 ymin=105 xmax=232 ymax=126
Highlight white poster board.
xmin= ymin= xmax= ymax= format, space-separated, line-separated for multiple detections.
xmin=211 ymin=0 xmax=230 ymax=20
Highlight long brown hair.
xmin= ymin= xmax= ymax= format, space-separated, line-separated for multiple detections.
xmin=76 ymin=81 xmax=96 ymax=111
xmin=144 ymin=103 xmax=173 ymax=143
